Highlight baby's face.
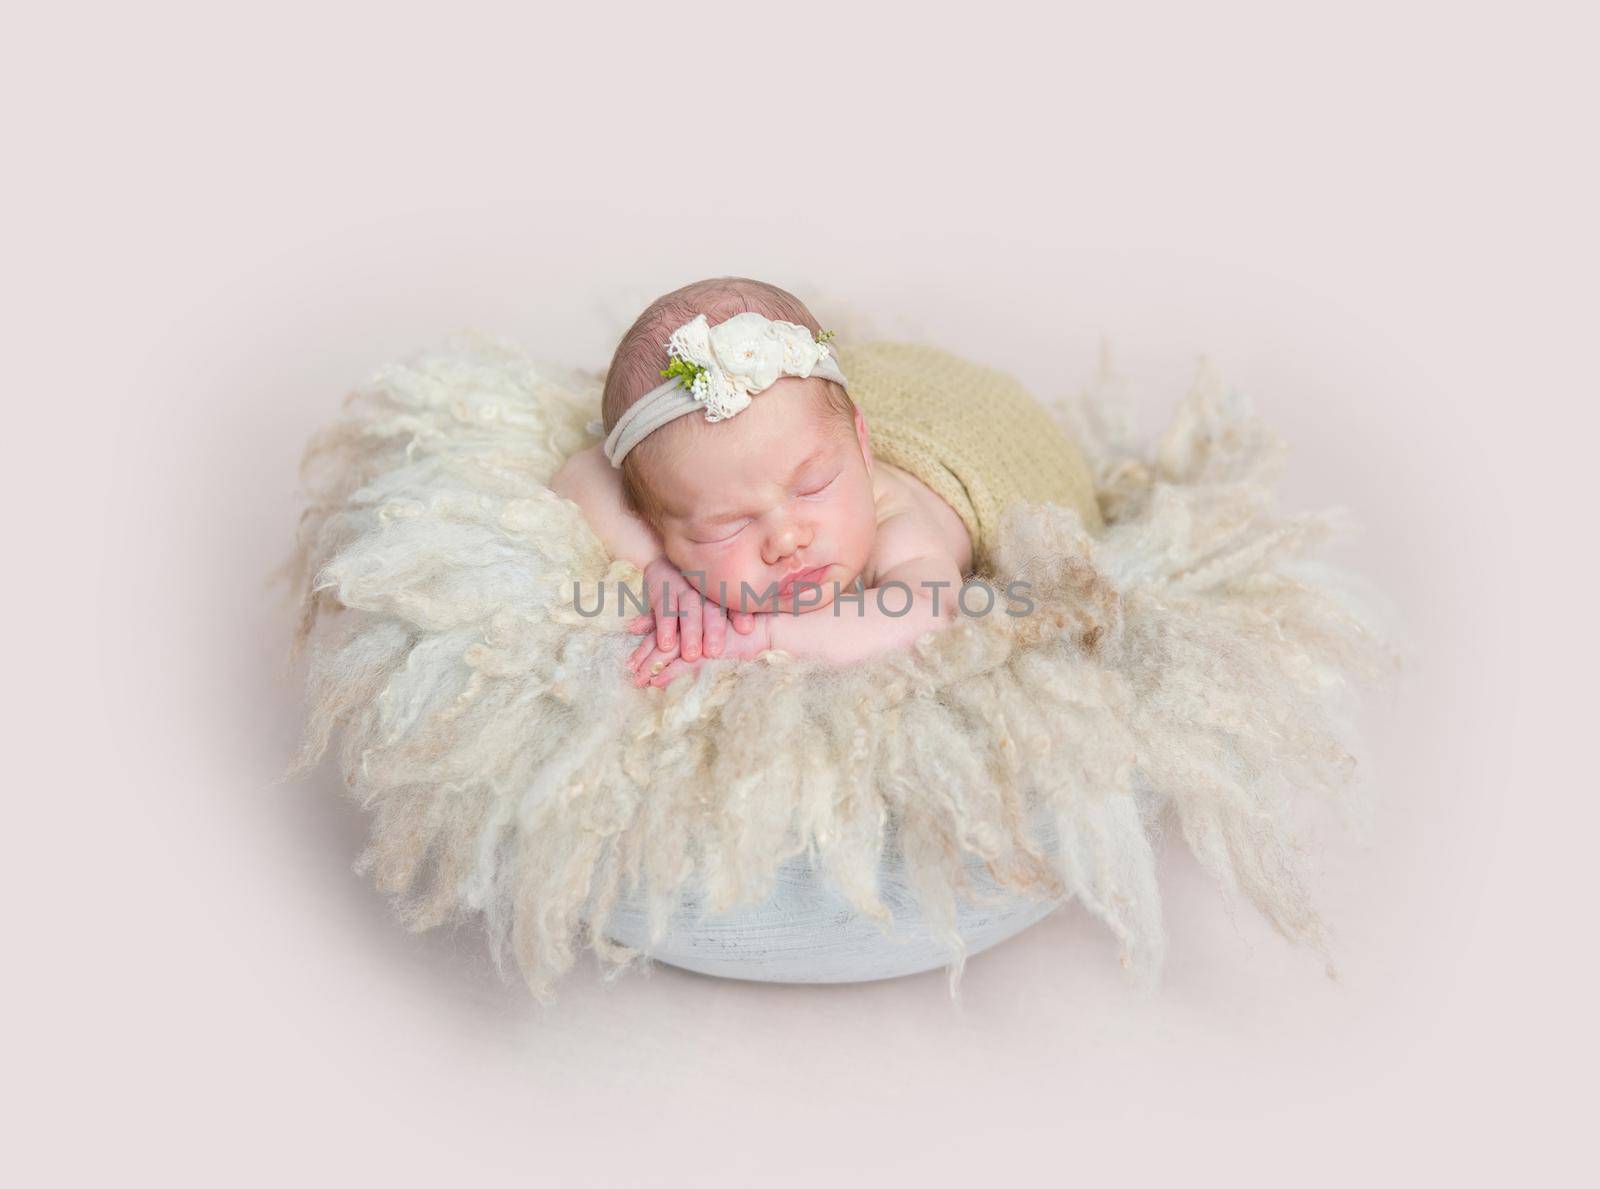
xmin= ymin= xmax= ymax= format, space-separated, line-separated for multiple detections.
xmin=644 ymin=379 xmax=876 ymax=614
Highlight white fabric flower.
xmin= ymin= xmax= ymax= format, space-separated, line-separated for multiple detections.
xmin=665 ymin=312 xmax=833 ymax=422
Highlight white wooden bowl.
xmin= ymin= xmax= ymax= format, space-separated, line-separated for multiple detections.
xmin=603 ymin=823 xmax=1064 ymax=984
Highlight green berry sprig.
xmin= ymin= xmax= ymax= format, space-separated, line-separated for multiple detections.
xmin=815 ymin=329 xmax=836 ymax=344
xmin=659 ymin=356 xmax=708 ymax=391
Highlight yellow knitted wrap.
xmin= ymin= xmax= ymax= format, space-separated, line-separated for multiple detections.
xmin=835 ymin=341 xmax=1104 ymax=573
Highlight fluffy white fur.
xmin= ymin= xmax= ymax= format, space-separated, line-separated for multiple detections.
xmin=288 ymin=331 xmax=1395 ymax=1002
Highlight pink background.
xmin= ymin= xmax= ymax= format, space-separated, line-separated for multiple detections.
xmin=13 ymin=2 xmax=1593 ymax=1184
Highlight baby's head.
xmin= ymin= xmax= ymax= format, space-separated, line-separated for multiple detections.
xmin=602 ymin=277 xmax=876 ymax=612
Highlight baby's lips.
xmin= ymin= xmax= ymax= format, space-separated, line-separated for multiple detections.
xmin=778 ymin=564 xmax=830 ymax=595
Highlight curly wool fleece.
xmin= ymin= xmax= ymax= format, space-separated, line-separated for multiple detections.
xmin=288 ymin=331 xmax=1394 ymax=1002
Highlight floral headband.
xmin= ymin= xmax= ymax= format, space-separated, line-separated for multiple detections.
xmin=592 ymin=312 xmax=849 ymax=467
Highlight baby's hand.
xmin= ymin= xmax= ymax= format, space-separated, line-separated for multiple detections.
xmin=625 ymin=556 xmax=756 ymax=671
xmin=628 ymin=610 xmax=774 ymax=688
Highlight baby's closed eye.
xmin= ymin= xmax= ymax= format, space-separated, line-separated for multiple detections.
xmin=800 ymin=472 xmax=840 ymax=498
xmin=690 ymin=520 xmax=748 ymax=544
xmin=688 ymin=471 xmax=840 ymax=542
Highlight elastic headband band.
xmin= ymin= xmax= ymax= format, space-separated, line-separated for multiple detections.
xmin=592 ymin=312 xmax=850 ymax=468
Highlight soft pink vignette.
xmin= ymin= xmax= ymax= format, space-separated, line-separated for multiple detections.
xmin=10 ymin=3 xmax=1591 ymax=1185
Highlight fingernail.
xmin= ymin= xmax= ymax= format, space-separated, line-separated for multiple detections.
xmin=650 ymin=661 xmax=663 ymax=674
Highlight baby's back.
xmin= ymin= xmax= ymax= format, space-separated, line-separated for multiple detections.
xmin=837 ymin=341 xmax=1103 ymax=574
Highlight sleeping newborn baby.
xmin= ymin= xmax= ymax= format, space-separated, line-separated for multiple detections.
xmin=551 ymin=277 xmax=1102 ymax=687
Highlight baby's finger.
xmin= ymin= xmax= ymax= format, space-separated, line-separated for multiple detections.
xmin=649 ymin=656 xmax=693 ymax=687
xmin=729 ymin=609 xmax=755 ymax=635
xmin=654 ymin=597 xmax=677 ymax=651
xmin=626 ymin=613 xmax=654 ymax=634
xmin=703 ymin=606 xmax=727 ymax=658
xmin=632 ymin=647 xmax=673 ymax=687
xmin=679 ymin=590 xmax=703 ymax=661
xmin=627 ymin=633 xmax=655 ymax=672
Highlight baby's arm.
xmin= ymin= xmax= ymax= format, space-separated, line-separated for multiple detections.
xmin=548 ymin=443 xmax=664 ymax=571
xmin=768 ymin=551 xmax=963 ymax=666
xmin=550 ymin=444 xmax=755 ymax=664
xmin=632 ymin=552 xmax=963 ymax=686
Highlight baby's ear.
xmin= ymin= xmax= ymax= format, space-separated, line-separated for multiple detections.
xmin=853 ymin=405 xmax=872 ymax=471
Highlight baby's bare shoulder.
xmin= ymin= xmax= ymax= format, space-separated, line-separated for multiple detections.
xmin=865 ymin=462 xmax=973 ymax=582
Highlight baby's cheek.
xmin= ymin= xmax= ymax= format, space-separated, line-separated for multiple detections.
xmin=833 ymin=502 xmax=873 ymax=563
xmin=681 ymin=553 xmax=717 ymax=593
xmin=673 ymin=549 xmax=730 ymax=603
xmin=703 ymin=551 xmax=761 ymax=608
xmin=712 ymin=559 xmax=753 ymax=606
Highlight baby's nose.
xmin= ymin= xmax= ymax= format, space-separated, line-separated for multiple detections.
xmin=762 ymin=521 xmax=810 ymax=566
